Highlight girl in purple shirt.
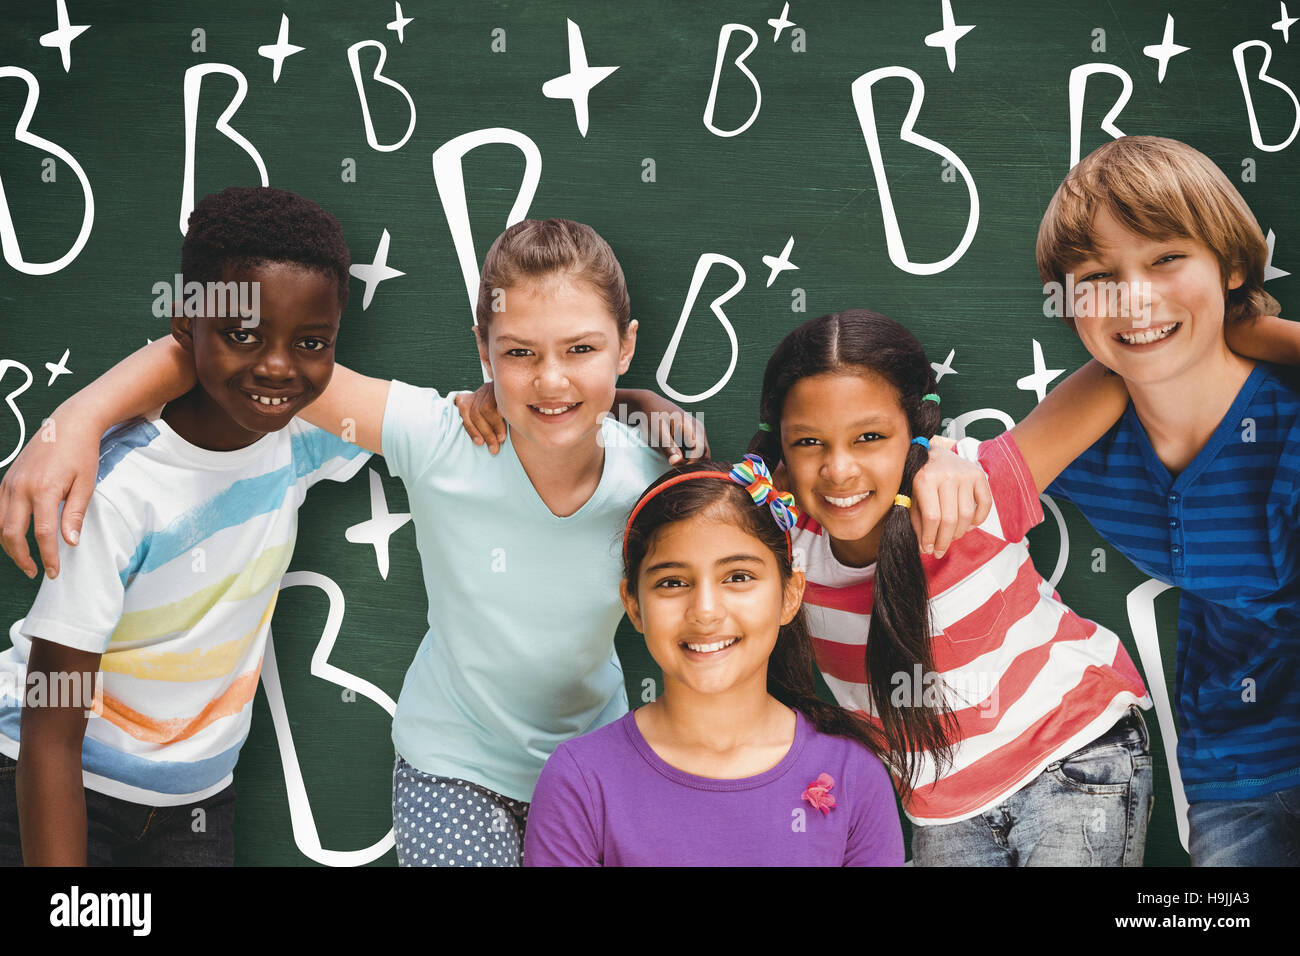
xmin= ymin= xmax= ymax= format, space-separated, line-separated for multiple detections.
xmin=524 ymin=457 xmax=904 ymax=866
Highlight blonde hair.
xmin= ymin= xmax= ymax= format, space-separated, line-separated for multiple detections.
xmin=475 ymin=218 xmax=631 ymax=333
xmin=1036 ymin=136 xmax=1278 ymax=324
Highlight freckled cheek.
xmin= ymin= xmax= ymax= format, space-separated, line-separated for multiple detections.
xmin=491 ymin=369 xmax=534 ymax=410
xmin=571 ymin=356 xmax=613 ymax=390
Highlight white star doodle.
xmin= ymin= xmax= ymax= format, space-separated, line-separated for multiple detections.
xmin=387 ymin=2 xmax=414 ymax=44
xmin=349 ymin=229 xmax=405 ymax=310
xmin=258 ymin=14 xmax=304 ymax=84
xmin=924 ymin=0 xmax=975 ymax=73
xmin=541 ymin=19 xmax=619 ymax=138
xmin=931 ymin=348 xmax=958 ymax=382
xmin=1142 ymin=14 xmax=1189 ymax=84
xmin=1016 ymin=340 xmax=1065 ymax=403
xmin=345 ymin=468 xmax=412 ymax=581
xmin=761 ymin=237 xmax=799 ymax=287
xmin=39 ymin=0 xmax=90 ymax=74
xmin=767 ymin=3 xmax=796 ymax=42
xmin=1264 ymin=229 xmax=1291 ymax=282
xmin=1274 ymin=2 xmax=1297 ymax=42
xmin=44 ymin=348 xmax=72 ymax=386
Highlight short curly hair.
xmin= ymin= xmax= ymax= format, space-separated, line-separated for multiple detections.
xmin=182 ymin=186 xmax=351 ymax=311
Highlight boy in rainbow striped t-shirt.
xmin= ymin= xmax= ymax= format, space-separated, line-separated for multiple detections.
xmin=0 ymin=187 xmax=368 ymax=865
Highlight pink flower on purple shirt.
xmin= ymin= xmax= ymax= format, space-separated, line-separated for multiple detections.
xmin=801 ymin=773 xmax=836 ymax=815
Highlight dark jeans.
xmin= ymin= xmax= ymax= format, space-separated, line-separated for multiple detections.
xmin=0 ymin=752 xmax=235 ymax=866
xmin=1188 ymin=781 xmax=1300 ymax=866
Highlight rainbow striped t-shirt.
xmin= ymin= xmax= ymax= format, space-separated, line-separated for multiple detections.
xmin=0 ymin=415 xmax=368 ymax=805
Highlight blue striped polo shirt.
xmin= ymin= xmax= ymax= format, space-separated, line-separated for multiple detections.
xmin=1048 ymin=363 xmax=1300 ymax=803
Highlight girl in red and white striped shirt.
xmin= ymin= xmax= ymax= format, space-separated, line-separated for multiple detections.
xmin=748 ymin=309 xmax=1153 ymax=866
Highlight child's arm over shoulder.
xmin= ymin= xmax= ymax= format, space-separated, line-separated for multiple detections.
xmin=1009 ymin=359 xmax=1129 ymax=494
xmin=910 ymin=441 xmax=993 ymax=559
xmin=522 ymin=744 xmax=602 ymax=867
xmin=454 ymin=381 xmax=709 ymax=464
xmin=0 ymin=338 xmax=194 ymax=579
xmin=297 ymin=363 xmax=390 ymax=455
xmin=285 ymin=414 xmax=371 ymax=491
xmin=1225 ymin=314 xmax=1300 ymax=366
xmin=17 ymin=639 xmax=102 ymax=866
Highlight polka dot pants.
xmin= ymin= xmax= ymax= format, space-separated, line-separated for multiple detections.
xmin=392 ymin=756 xmax=530 ymax=867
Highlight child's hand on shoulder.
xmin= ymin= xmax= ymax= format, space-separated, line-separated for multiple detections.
xmin=455 ymin=383 xmax=507 ymax=454
xmin=909 ymin=437 xmax=992 ymax=559
xmin=0 ymin=415 xmax=101 ymax=580
xmin=612 ymin=388 xmax=709 ymax=465
xmin=643 ymin=406 xmax=709 ymax=466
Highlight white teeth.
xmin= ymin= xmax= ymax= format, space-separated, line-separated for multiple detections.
xmin=534 ymin=404 xmax=575 ymax=416
xmin=823 ymin=492 xmax=870 ymax=508
xmin=685 ymin=637 xmax=740 ymax=653
xmin=1117 ymin=323 xmax=1178 ymax=345
xmin=250 ymin=394 xmax=288 ymax=406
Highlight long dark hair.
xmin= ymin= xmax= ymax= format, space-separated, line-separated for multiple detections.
xmin=746 ymin=309 xmax=954 ymax=798
xmin=623 ymin=461 xmax=887 ymax=761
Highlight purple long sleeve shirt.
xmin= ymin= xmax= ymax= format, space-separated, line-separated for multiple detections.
xmin=524 ymin=709 xmax=904 ymax=867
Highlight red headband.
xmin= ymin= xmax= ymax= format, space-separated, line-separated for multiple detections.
xmin=622 ymin=459 xmax=799 ymax=563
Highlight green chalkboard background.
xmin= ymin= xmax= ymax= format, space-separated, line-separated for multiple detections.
xmin=1 ymin=0 xmax=1296 ymax=866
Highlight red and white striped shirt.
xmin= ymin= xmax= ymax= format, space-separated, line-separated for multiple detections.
xmin=793 ymin=432 xmax=1151 ymax=825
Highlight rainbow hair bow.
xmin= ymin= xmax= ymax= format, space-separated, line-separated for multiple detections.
xmin=729 ymin=454 xmax=800 ymax=533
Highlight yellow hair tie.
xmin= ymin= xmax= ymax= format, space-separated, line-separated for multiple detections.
xmin=893 ymin=494 xmax=912 ymax=509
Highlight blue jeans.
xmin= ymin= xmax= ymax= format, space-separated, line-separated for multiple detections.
xmin=911 ymin=706 xmax=1154 ymax=866
xmin=0 ymin=752 xmax=235 ymax=866
xmin=1188 ymin=782 xmax=1300 ymax=866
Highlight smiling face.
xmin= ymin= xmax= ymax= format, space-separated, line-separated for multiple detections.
xmin=780 ymin=371 xmax=911 ymax=567
xmin=476 ymin=277 xmax=636 ymax=456
xmin=1067 ymin=207 xmax=1243 ymax=388
xmin=173 ymin=261 xmax=340 ymax=450
xmin=621 ymin=507 xmax=804 ymax=699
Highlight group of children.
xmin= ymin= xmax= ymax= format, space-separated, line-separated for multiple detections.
xmin=0 ymin=135 xmax=1295 ymax=867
